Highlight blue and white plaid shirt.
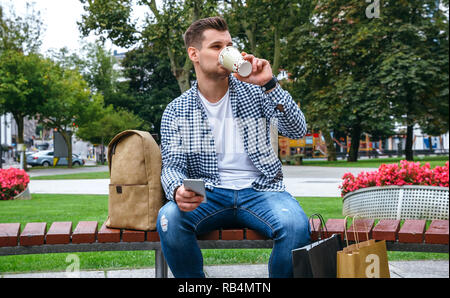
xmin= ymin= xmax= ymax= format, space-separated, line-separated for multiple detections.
xmin=160 ymin=75 xmax=307 ymax=201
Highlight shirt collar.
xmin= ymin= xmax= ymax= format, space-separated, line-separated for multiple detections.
xmin=191 ymin=74 xmax=237 ymax=108
xmin=191 ymin=75 xmax=237 ymax=94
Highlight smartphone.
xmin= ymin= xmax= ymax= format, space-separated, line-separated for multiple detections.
xmin=183 ymin=179 xmax=207 ymax=203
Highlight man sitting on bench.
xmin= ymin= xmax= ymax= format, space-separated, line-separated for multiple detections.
xmin=157 ymin=16 xmax=310 ymax=278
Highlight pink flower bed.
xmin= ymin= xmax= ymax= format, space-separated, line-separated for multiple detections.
xmin=0 ymin=168 xmax=30 ymax=200
xmin=339 ymin=160 xmax=449 ymax=197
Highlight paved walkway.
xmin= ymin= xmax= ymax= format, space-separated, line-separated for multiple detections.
xmin=29 ymin=177 xmax=345 ymax=197
xmin=2 ymin=261 xmax=448 ymax=278
xmin=5 ymin=164 xmax=449 ymax=278
xmin=28 ymin=165 xmax=371 ymax=197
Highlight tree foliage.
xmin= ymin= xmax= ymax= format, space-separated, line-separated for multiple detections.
xmin=76 ymin=104 xmax=144 ymax=146
xmin=120 ymin=45 xmax=180 ymax=136
xmin=39 ymin=61 xmax=104 ymax=167
xmin=2 ymin=0 xmax=447 ymax=166
xmin=286 ymin=0 xmax=448 ymax=161
xmin=374 ymin=0 xmax=449 ymax=159
xmin=0 ymin=50 xmax=49 ymax=144
xmin=224 ymin=0 xmax=315 ymax=75
xmin=0 ymin=2 xmax=43 ymax=54
xmin=79 ymin=0 xmax=218 ymax=92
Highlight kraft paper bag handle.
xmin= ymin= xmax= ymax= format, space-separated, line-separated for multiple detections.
xmin=343 ymin=215 xmax=357 ymax=248
xmin=344 ymin=215 xmax=370 ymax=249
xmin=352 ymin=214 xmax=370 ymax=245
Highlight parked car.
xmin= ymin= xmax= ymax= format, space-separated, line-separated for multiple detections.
xmin=35 ymin=143 xmax=50 ymax=151
xmin=26 ymin=150 xmax=85 ymax=167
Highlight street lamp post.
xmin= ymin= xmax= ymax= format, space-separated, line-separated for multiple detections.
xmin=17 ymin=143 xmax=26 ymax=170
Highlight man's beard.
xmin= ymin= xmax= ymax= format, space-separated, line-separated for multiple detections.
xmin=203 ymin=64 xmax=231 ymax=80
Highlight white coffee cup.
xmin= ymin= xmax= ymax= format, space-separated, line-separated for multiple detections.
xmin=218 ymin=46 xmax=252 ymax=77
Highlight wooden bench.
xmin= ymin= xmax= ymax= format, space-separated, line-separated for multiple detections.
xmin=1 ymin=219 xmax=448 ymax=278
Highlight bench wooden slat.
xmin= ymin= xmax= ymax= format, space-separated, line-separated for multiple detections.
xmin=221 ymin=229 xmax=244 ymax=240
xmin=347 ymin=219 xmax=374 ymax=242
xmin=122 ymin=229 xmax=145 ymax=242
xmin=147 ymin=231 xmax=160 ymax=242
xmin=398 ymin=220 xmax=426 ymax=243
xmin=0 ymin=223 xmax=21 ymax=247
xmin=245 ymin=229 xmax=268 ymax=240
xmin=46 ymin=222 xmax=72 ymax=244
xmin=98 ymin=223 xmax=121 ymax=243
xmin=72 ymin=221 xmax=98 ymax=244
xmin=372 ymin=220 xmax=401 ymax=242
xmin=1 ymin=219 xmax=447 ymax=253
xmin=20 ymin=222 xmax=47 ymax=246
xmin=425 ymin=220 xmax=449 ymax=244
xmin=325 ymin=219 xmax=346 ymax=240
xmin=197 ymin=230 xmax=220 ymax=240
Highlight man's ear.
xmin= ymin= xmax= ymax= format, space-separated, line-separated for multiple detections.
xmin=187 ymin=46 xmax=199 ymax=62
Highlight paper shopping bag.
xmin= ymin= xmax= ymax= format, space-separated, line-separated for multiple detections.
xmin=337 ymin=239 xmax=390 ymax=278
xmin=293 ymin=233 xmax=343 ymax=278
xmin=292 ymin=214 xmax=343 ymax=278
xmin=337 ymin=216 xmax=390 ymax=278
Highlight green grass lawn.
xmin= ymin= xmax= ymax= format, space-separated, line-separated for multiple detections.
xmin=30 ymin=171 xmax=110 ymax=180
xmin=0 ymin=194 xmax=447 ymax=274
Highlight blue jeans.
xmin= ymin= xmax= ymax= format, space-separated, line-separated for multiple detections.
xmin=156 ymin=187 xmax=311 ymax=278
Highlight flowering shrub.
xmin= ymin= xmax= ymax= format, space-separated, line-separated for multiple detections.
xmin=0 ymin=168 xmax=30 ymax=200
xmin=339 ymin=160 xmax=449 ymax=197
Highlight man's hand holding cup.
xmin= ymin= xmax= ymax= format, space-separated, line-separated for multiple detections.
xmin=218 ymin=46 xmax=274 ymax=89
xmin=234 ymin=52 xmax=274 ymax=88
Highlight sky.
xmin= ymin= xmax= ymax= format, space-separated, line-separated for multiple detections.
xmin=0 ymin=0 xmax=151 ymax=55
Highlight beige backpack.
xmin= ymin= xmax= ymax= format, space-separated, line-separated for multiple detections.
xmin=105 ymin=130 xmax=165 ymax=231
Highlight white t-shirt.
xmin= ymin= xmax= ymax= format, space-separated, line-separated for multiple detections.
xmin=198 ymin=89 xmax=261 ymax=190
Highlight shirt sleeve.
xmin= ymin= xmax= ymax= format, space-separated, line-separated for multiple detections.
xmin=262 ymin=84 xmax=307 ymax=140
xmin=160 ymin=104 xmax=187 ymax=201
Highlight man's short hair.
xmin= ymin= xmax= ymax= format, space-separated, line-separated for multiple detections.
xmin=184 ymin=16 xmax=228 ymax=50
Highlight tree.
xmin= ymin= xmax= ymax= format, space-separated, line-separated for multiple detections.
xmin=62 ymin=41 xmax=177 ymax=137
xmin=48 ymin=43 xmax=122 ymax=107
xmin=120 ymin=45 xmax=180 ymax=136
xmin=76 ymin=104 xmax=145 ymax=149
xmin=79 ymin=43 xmax=121 ymax=103
xmin=39 ymin=62 xmax=104 ymax=168
xmin=0 ymin=50 xmax=49 ymax=169
xmin=287 ymin=0 xmax=411 ymax=162
xmin=47 ymin=43 xmax=153 ymax=160
xmin=0 ymin=2 xmax=44 ymax=169
xmin=224 ymin=0 xmax=315 ymax=76
xmin=76 ymin=104 xmax=145 ymax=163
xmin=78 ymin=0 xmax=218 ymax=92
xmin=0 ymin=2 xmax=43 ymax=54
xmin=374 ymin=0 xmax=449 ymax=160
xmin=284 ymin=9 xmax=343 ymax=160
xmin=288 ymin=0 xmax=449 ymax=162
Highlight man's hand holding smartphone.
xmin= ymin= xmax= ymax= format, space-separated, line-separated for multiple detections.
xmin=175 ymin=179 xmax=206 ymax=212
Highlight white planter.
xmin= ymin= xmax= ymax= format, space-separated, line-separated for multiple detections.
xmin=12 ymin=186 xmax=31 ymax=200
xmin=342 ymin=185 xmax=449 ymax=220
